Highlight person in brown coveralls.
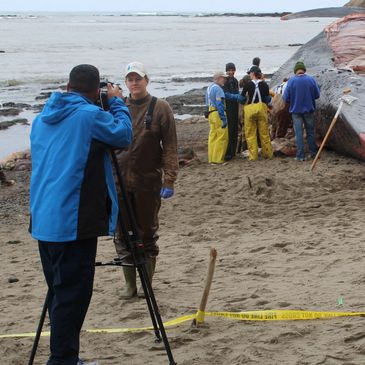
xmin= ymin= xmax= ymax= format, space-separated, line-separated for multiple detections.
xmin=114 ymin=62 xmax=178 ymax=299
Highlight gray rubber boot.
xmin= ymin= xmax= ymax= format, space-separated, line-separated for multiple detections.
xmin=120 ymin=266 xmax=137 ymax=299
xmin=137 ymin=257 xmax=156 ymax=298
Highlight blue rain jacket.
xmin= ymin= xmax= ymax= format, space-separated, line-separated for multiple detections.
xmin=205 ymin=83 xmax=227 ymax=123
xmin=30 ymin=92 xmax=132 ymax=242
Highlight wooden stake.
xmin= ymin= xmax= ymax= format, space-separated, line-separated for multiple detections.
xmin=192 ymin=248 xmax=217 ymax=326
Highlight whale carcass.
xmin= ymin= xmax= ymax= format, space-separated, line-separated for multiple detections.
xmin=270 ymin=13 xmax=365 ymax=160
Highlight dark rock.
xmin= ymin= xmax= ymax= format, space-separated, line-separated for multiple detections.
xmin=0 ymin=108 xmax=21 ymax=117
xmin=171 ymin=76 xmax=212 ymax=83
xmin=2 ymin=102 xmax=32 ymax=109
xmin=0 ymin=118 xmax=29 ymax=130
xmin=165 ymin=88 xmax=206 ymax=115
xmin=41 ymin=83 xmax=66 ymax=91
xmin=30 ymin=104 xmax=45 ymax=112
xmin=8 ymin=276 xmax=19 ymax=283
xmin=0 ymin=121 xmax=15 ymax=130
xmin=35 ymin=92 xmax=52 ymax=101
xmin=0 ymin=50 xmax=5 ymax=53
xmin=288 ymin=43 xmax=303 ymax=47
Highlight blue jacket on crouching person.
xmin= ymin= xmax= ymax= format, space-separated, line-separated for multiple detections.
xmin=30 ymin=91 xmax=132 ymax=242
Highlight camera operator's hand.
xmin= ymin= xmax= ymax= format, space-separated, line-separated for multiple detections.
xmin=107 ymin=83 xmax=123 ymax=100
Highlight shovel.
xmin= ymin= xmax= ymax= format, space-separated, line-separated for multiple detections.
xmin=310 ymin=91 xmax=358 ymax=171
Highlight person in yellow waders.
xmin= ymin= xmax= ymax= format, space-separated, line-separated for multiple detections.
xmin=241 ymin=65 xmax=273 ymax=161
xmin=205 ymin=71 xmax=228 ymax=164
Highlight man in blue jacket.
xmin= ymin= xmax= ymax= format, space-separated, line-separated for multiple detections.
xmin=283 ymin=61 xmax=320 ymax=161
xmin=30 ymin=64 xmax=132 ymax=365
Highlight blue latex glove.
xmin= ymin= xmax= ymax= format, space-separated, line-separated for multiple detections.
xmin=160 ymin=187 xmax=174 ymax=199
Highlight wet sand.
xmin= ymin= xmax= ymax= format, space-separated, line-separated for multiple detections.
xmin=1 ymin=117 xmax=365 ymax=364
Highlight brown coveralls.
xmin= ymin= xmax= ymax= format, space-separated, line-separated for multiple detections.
xmin=114 ymin=93 xmax=178 ymax=258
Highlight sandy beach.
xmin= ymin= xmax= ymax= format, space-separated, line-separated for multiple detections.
xmin=1 ymin=117 xmax=365 ymax=365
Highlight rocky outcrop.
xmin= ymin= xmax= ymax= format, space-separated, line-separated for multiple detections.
xmin=0 ymin=108 xmax=20 ymax=117
xmin=165 ymin=88 xmax=206 ymax=115
xmin=0 ymin=118 xmax=29 ymax=130
xmin=281 ymin=6 xmax=365 ymax=20
xmin=270 ymin=15 xmax=365 ymax=161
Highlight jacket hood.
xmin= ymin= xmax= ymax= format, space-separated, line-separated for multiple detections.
xmin=39 ymin=92 xmax=93 ymax=125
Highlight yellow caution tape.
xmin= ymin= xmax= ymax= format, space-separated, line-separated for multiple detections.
xmin=202 ymin=310 xmax=365 ymax=321
xmin=1 ymin=310 xmax=364 ymax=338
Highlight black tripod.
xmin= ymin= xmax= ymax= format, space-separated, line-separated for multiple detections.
xmin=28 ymin=150 xmax=176 ymax=365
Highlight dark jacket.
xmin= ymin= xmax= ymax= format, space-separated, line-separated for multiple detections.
xmin=241 ymin=80 xmax=271 ymax=104
xmin=223 ymin=76 xmax=239 ymax=94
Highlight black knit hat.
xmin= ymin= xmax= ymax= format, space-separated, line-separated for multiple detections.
xmin=225 ymin=62 xmax=236 ymax=71
xmin=252 ymin=57 xmax=261 ymax=66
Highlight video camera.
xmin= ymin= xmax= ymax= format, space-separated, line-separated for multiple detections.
xmin=97 ymin=81 xmax=122 ymax=111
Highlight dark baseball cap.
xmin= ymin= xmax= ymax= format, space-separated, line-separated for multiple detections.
xmin=248 ymin=65 xmax=261 ymax=74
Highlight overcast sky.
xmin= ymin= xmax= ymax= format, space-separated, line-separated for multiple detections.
xmin=0 ymin=0 xmax=347 ymax=13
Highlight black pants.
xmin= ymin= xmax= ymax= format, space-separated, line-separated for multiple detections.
xmin=225 ymin=101 xmax=239 ymax=160
xmin=38 ymin=238 xmax=97 ymax=365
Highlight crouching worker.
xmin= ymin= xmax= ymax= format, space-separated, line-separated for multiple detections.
xmin=241 ymin=65 xmax=273 ymax=161
xmin=29 ymin=64 xmax=133 ymax=365
xmin=206 ymin=71 xmax=229 ymax=164
xmin=114 ymin=62 xmax=178 ymax=299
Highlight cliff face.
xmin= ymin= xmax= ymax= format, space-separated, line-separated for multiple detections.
xmin=344 ymin=0 xmax=365 ymax=7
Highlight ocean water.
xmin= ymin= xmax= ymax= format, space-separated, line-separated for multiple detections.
xmin=0 ymin=12 xmax=336 ymax=158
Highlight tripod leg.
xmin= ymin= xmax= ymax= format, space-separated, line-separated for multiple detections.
xmin=136 ymin=264 xmax=162 ymax=342
xmin=138 ymin=264 xmax=176 ymax=365
xmin=110 ymin=150 xmax=176 ymax=364
xmin=28 ymin=290 xmax=49 ymax=365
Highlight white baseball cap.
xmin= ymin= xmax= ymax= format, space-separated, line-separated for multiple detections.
xmin=125 ymin=62 xmax=147 ymax=78
xmin=213 ymin=71 xmax=227 ymax=81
